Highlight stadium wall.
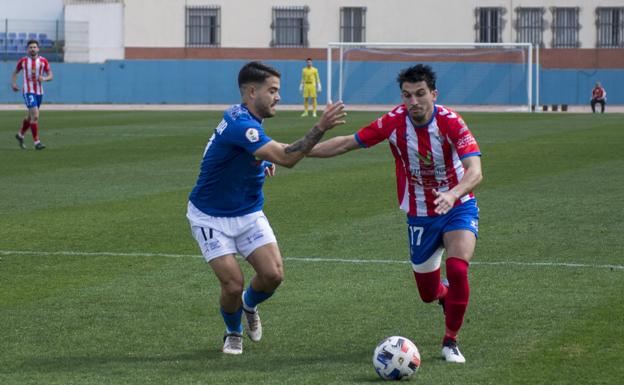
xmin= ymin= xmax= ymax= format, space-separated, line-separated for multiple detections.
xmin=1 ymin=60 xmax=622 ymax=106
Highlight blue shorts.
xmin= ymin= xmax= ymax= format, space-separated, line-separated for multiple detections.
xmin=407 ymin=199 xmax=479 ymax=265
xmin=23 ymin=93 xmax=43 ymax=109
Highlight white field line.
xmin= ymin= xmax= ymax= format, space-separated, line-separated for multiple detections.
xmin=1 ymin=250 xmax=623 ymax=270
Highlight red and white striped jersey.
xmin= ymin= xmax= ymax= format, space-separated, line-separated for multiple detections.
xmin=355 ymin=104 xmax=481 ymax=217
xmin=592 ymin=86 xmax=606 ymax=100
xmin=15 ymin=56 xmax=51 ymax=95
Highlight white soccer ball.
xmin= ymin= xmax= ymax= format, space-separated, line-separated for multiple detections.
xmin=372 ymin=336 xmax=421 ymax=381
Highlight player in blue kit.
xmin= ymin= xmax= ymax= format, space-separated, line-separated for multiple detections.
xmin=187 ymin=61 xmax=346 ymax=354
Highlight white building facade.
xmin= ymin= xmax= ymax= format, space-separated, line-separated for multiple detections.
xmin=123 ymin=0 xmax=624 ymax=49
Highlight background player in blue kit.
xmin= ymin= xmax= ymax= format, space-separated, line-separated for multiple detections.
xmin=187 ymin=61 xmax=346 ymax=354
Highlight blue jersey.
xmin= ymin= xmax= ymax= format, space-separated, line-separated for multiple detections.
xmin=189 ymin=104 xmax=272 ymax=217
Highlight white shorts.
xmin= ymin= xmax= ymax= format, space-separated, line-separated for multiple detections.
xmin=187 ymin=201 xmax=277 ymax=262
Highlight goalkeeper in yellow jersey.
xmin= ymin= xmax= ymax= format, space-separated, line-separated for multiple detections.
xmin=299 ymin=58 xmax=322 ymax=117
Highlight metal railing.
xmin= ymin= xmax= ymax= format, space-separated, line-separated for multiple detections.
xmin=1 ymin=19 xmax=64 ymax=61
xmin=1 ymin=18 xmax=89 ymax=62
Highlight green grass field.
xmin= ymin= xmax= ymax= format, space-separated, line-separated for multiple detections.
xmin=1 ymin=109 xmax=623 ymax=385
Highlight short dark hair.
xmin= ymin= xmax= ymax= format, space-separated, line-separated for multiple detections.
xmin=397 ymin=64 xmax=437 ymax=90
xmin=238 ymin=61 xmax=281 ymax=88
xmin=306 ymin=58 xmax=312 ymax=61
xmin=26 ymin=39 xmax=39 ymax=48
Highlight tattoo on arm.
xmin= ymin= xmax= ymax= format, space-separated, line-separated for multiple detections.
xmin=284 ymin=125 xmax=325 ymax=154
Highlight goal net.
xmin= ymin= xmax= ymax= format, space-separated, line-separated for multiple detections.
xmin=327 ymin=42 xmax=536 ymax=112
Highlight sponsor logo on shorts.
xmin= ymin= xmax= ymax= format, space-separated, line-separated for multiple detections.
xmin=208 ymin=240 xmax=221 ymax=251
xmin=247 ymin=231 xmax=264 ymax=243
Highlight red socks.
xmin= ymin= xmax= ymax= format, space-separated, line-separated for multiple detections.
xmin=412 ymin=257 xmax=470 ymax=344
xmin=413 ymin=269 xmax=448 ymax=303
xmin=30 ymin=122 xmax=39 ymax=142
xmin=20 ymin=119 xmax=30 ymax=136
xmin=18 ymin=120 xmax=39 ymax=142
xmin=444 ymin=257 xmax=470 ymax=340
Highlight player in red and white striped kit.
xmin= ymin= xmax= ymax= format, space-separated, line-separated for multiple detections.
xmin=309 ymin=64 xmax=483 ymax=363
xmin=590 ymin=82 xmax=606 ymax=114
xmin=11 ymin=40 xmax=53 ymax=150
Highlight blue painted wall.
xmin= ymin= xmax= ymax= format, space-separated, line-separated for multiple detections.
xmin=337 ymin=61 xmax=530 ymax=105
xmin=538 ymin=68 xmax=623 ymax=105
xmin=1 ymin=59 xmax=622 ymax=106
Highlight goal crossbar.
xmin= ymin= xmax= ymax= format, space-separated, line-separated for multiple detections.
xmin=327 ymin=42 xmax=535 ymax=112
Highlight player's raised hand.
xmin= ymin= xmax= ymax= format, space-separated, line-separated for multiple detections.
xmin=316 ymin=101 xmax=346 ymax=132
xmin=432 ymin=189 xmax=458 ymax=215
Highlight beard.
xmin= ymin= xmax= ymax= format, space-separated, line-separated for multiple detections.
xmin=409 ymin=110 xmax=427 ymax=124
xmin=265 ymin=105 xmax=276 ymax=118
xmin=256 ymin=101 xmax=276 ymax=119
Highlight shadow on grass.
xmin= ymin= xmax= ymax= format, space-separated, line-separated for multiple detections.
xmin=7 ymin=347 xmax=375 ymax=377
xmin=3 ymin=349 xmax=238 ymax=376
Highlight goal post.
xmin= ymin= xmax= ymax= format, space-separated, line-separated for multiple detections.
xmin=327 ymin=42 xmax=537 ymax=112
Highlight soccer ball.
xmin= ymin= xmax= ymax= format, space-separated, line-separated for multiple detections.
xmin=372 ymin=336 xmax=421 ymax=381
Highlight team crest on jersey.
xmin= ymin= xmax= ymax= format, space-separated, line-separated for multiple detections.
xmin=245 ymin=128 xmax=260 ymax=143
xmin=416 ymin=150 xmax=433 ymax=166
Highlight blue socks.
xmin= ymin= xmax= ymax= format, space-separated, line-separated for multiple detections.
xmin=242 ymin=285 xmax=274 ymax=311
xmin=220 ymin=307 xmax=243 ymax=334
xmin=221 ymin=286 xmax=275 ymax=333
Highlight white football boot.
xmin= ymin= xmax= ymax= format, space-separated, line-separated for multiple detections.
xmin=442 ymin=339 xmax=466 ymax=363
xmin=222 ymin=332 xmax=243 ymax=355
xmin=243 ymin=308 xmax=262 ymax=342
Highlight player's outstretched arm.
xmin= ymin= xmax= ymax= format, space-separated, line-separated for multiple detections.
xmin=253 ymin=101 xmax=346 ymax=168
xmin=307 ymin=135 xmax=359 ymax=158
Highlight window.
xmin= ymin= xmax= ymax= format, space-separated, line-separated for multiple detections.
xmin=476 ymin=7 xmax=504 ymax=43
xmin=186 ymin=6 xmax=220 ymax=47
xmin=596 ymin=7 xmax=624 ymax=48
xmin=271 ymin=6 xmax=309 ymax=47
xmin=551 ymin=7 xmax=580 ymax=48
xmin=340 ymin=7 xmax=366 ymax=42
xmin=515 ymin=7 xmax=544 ymax=47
